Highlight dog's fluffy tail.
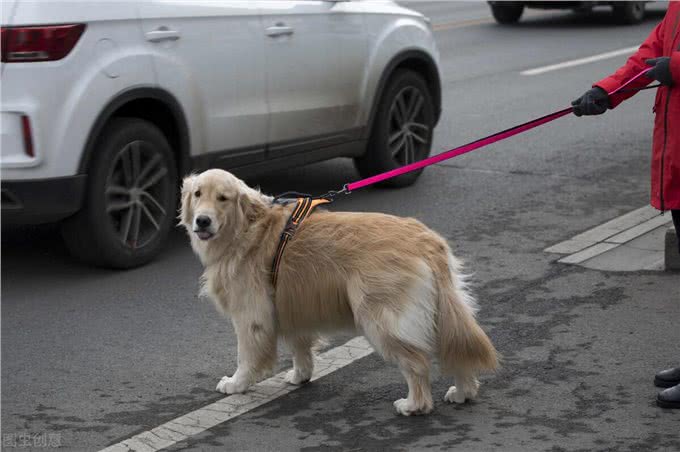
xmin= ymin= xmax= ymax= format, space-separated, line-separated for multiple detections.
xmin=435 ymin=253 xmax=498 ymax=375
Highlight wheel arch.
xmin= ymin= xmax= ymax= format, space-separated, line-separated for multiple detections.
xmin=78 ymin=87 xmax=190 ymax=177
xmin=365 ymin=49 xmax=442 ymax=139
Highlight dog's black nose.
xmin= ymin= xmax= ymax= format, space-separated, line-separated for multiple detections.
xmin=195 ymin=216 xmax=211 ymax=229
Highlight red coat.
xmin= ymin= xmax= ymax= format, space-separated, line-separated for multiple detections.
xmin=595 ymin=2 xmax=680 ymax=211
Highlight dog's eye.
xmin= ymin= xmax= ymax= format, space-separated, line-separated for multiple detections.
xmin=217 ymin=194 xmax=227 ymax=202
xmin=194 ymin=190 xmax=201 ymax=198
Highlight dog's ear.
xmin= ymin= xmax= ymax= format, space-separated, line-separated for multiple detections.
xmin=179 ymin=175 xmax=196 ymax=227
xmin=236 ymin=190 xmax=266 ymax=226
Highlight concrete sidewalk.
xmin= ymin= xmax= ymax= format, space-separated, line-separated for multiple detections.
xmin=545 ymin=206 xmax=678 ymax=272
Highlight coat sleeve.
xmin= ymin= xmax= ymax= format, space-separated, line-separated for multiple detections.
xmin=671 ymin=51 xmax=680 ymax=83
xmin=593 ymin=18 xmax=666 ymax=108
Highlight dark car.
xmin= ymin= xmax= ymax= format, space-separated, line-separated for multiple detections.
xmin=488 ymin=1 xmax=647 ymax=25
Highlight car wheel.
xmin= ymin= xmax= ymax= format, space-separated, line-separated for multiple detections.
xmin=355 ymin=70 xmax=435 ymax=188
xmin=490 ymin=2 xmax=524 ymax=24
xmin=612 ymin=1 xmax=645 ymax=24
xmin=61 ymin=118 xmax=178 ymax=268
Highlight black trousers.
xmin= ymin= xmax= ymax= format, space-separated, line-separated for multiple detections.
xmin=672 ymin=210 xmax=680 ymax=254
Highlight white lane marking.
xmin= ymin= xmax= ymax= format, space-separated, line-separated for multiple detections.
xmin=99 ymin=337 xmax=373 ymax=452
xmin=521 ymin=46 xmax=639 ymax=75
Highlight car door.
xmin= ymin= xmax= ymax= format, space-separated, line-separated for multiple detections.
xmin=258 ymin=0 xmax=368 ymax=158
xmin=139 ymin=1 xmax=268 ymax=167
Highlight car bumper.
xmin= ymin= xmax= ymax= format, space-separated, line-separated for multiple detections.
xmin=1 ymin=175 xmax=86 ymax=225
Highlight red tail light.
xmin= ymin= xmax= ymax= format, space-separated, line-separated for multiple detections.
xmin=21 ymin=115 xmax=34 ymax=157
xmin=1 ymin=24 xmax=85 ymax=63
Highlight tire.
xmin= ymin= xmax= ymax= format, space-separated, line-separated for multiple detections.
xmin=61 ymin=118 xmax=178 ymax=268
xmin=355 ymin=70 xmax=435 ymax=188
xmin=612 ymin=1 xmax=645 ymax=24
xmin=490 ymin=3 xmax=524 ymax=24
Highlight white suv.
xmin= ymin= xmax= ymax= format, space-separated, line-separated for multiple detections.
xmin=1 ymin=0 xmax=441 ymax=268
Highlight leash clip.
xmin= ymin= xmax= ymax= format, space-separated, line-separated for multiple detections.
xmin=322 ymin=185 xmax=351 ymax=200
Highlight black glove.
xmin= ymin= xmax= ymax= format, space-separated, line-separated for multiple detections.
xmin=571 ymin=87 xmax=610 ymax=117
xmin=645 ymin=57 xmax=673 ymax=86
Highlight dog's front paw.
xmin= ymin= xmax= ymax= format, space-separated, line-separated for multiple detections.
xmin=393 ymin=398 xmax=433 ymax=416
xmin=285 ymin=368 xmax=311 ymax=385
xmin=216 ymin=376 xmax=249 ymax=394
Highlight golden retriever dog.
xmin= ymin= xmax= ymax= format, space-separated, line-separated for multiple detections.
xmin=180 ymin=169 xmax=498 ymax=416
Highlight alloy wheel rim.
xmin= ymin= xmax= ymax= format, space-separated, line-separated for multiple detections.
xmin=105 ymin=140 xmax=169 ymax=249
xmin=387 ymin=86 xmax=431 ymax=166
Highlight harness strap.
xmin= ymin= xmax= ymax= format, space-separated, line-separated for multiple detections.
xmin=271 ymin=197 xmax=331 ymax=287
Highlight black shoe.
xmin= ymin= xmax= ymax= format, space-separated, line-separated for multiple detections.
xmin=654 ymin=367 xmax=680 ymax=388
xmin=657 ymin=384 xmax=680 ymax=409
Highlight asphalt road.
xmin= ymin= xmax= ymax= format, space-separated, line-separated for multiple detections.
xmin=3 ymin=2 xmax=679 ymax=451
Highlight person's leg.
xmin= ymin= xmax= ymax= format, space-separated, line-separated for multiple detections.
xmin=655 ymin=210 xmax=680 ymax=408
xmin=654 ymin=210 xmax=680 ymax=408
xmin=672 ymin=210 xmax=680 ymax=254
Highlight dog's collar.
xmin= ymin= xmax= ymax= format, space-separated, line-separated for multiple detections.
xmin=271 ymin=196 xmax=330 ymax=287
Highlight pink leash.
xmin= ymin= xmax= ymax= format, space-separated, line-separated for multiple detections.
xmin=327 ymin=68 xmax=652 ymax=195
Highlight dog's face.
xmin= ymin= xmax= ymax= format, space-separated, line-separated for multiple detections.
xmin=180 ymin=169 xmax=259 ymax=242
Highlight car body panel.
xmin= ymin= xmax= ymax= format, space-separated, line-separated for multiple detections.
xmin=359 ymin=8 xmax=440 ymax=128
xmin=1 ymin=6 xmax=156 ymax=180
xmin=259 ymin=0 xmax=368 ymax=149
xmin=1 ymin=0 xmax=440 ymax=226
xmin=139 ymin=1 xmax=268 ymax=158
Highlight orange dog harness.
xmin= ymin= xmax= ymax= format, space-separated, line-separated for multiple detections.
xmin=271 ymin=196 xmax=330 ymax=287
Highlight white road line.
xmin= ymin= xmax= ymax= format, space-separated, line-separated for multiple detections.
xmin=521 ymin=46 xmax=639 ymax=76
xmin=99 ymin=337 xmax=373 ymax=452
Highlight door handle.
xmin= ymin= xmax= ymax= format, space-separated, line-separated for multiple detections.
xmin=266 ymin=24 xmax=294 ymax=37
xmin=145 ymin=27 xmax=181 ymax=43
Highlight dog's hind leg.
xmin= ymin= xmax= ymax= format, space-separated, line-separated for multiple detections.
xmin=444 ymin=370 xmax=480 ymax=404
xmin=348 ymin=272 xmax=435 ymax=415
xmin=284 ymin=335 xmax=315 ymax=385
xmin=361 ymin=322 xmax=434 ymax=415
xmin=393 ymin=357 xmax=434 ymax=416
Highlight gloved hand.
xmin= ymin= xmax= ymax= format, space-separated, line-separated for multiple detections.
xmin=645 ymin=57 xmax=673 ymax=86
xmin=571 ymin=87 xmax=610 ymax=117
